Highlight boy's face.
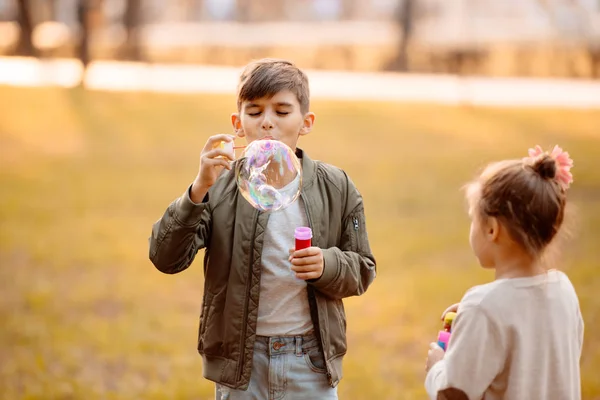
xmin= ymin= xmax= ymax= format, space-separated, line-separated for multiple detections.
xmin=231 ymin=90 xmax=315 ymax=151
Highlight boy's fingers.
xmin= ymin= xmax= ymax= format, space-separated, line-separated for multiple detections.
xmin=203 ymin=148 xmax=234 ymax=161
xmin=295 ymin=272 xmax=319 ymax=280
xmin=290 ymin=255 xmax=320 ymax=266
xmin=203 ymin=158 xmax=232 ymax=170
xmin=291 ymin=263 xmax=319 ymax=272
xmin=291 ymin=248 xmax=310 ymax=258
xmin=203 ymin=134 xmax=236 ymax=152
xmin=291 ymin=247 xmax=320 ymax=258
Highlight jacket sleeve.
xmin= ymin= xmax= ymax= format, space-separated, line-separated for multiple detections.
xmin=425 ymin=305 xmax=506 ymax=400
xmin=148 ymin=186 xmax=211 ymax=274
xmin=309 ymin=176 xmax=376 ymax=299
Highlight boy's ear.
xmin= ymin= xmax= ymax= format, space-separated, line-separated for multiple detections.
xmin=231 ymin=113 xmax=244 ymax=138
xmin=299 ymin=112 xmax=315 ymax=136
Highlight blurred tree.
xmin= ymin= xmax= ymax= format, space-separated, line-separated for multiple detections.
xmin=46 ymin=0 xmax=56 ymax=20
xmin=77 ymin=0 xmax=91 ymax=70
xmin=77 ymin=0 xmax=103 ymax=85
xmin=386 ymin=0 xmax=414 ymax=71
xmin=578 ymin=0 xmax=600 ymax=78
xmin=537 ymin=0 xmax=599 ymax=78
xmin=15 ymin=0 xmax=36 ymax=56
xmin=118 ymin=0 xmax=142 ymax=60
xmin=589 ymin=46 xmax=599 ymax=78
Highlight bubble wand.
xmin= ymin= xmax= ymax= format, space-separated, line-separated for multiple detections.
xmin=218 ymin=136 xmax=278 ymax=157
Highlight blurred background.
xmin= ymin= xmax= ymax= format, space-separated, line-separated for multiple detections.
xmin=1 ymin=0 xmax=600 ymax=76
xmin=1 ymin=1 xmax=600 ymax=399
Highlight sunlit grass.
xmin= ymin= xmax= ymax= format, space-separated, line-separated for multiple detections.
xmin=1 ymin=85 xmax=599 ymax=399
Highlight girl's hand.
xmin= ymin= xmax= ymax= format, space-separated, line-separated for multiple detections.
xmin=426 ymin=342 xmax=445 ymax=372
xmin=441 ymin=302 xmax=460 ymax=320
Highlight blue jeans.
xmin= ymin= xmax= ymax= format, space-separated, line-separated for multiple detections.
xmin=215 ymin=333 xmax=338 ymax=400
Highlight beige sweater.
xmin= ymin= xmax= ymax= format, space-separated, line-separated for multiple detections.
xmin=425 ymin=270 xmax=584 ymax=400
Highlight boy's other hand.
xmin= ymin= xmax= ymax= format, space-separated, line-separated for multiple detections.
xmin=191 ymin=134 xmax=236 ymax=203
xmin=426 ymin=342 xmax=445 ymax=372
xmin=288 ymin=247 xmax=324 ymax=280
xmin=441 ymin=303 xmax=460 ymax=321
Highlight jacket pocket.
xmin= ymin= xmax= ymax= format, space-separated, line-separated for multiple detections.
xmin=324 ymin=299 xmax=347 ymax=360
xmin=347 ymin=210 xmax=364 ymax=253
xmin=197 ymin=291 xmax=213 ymax=352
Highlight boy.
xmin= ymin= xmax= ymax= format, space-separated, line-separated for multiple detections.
xmin=149 ymin=58 xmax=376 ymax=399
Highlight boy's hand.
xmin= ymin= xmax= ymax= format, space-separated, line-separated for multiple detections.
xmin=441 ymin=303 xmax=460 ymax=321
xmin=426 ymin=342 xmax=445 ymax=372
xmin=289 ymin=247 xmax=324 ymax=280
xmin=190 ymin=134 xmax=236 ymax=203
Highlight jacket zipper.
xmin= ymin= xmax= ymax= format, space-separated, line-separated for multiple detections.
xmin=301 ymin=193 xmax=333 ymax=385
xmin=352 ymin=216 xmax=359 ymax=251
xmin=236 ymin=209 xmax=259 ymax=382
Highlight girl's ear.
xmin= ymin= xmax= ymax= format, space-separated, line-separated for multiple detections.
xmin=486 ymin=216 xmax=500 ymax=242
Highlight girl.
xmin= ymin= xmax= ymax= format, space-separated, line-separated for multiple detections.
xmin=425 ymin=145 xmax=583 ymax=400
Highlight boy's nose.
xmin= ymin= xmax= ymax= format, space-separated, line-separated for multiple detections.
xmin=261 ymin=118 xmax=274 ymax=130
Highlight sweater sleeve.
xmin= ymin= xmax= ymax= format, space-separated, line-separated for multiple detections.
xmin=425 ymin=305 xmax=507 ymax=400
xmin=577 ymin=308 xmax=584 ymax=357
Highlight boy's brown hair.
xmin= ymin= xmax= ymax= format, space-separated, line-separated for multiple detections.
xmin=237 ymin=59 xmax=310 ymax=114
xmin=466 ymin=155 xmax=568 ymax=257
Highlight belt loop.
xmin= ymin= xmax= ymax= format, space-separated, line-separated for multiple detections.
xmin=295 ymin=336 xmax=302 ymax=356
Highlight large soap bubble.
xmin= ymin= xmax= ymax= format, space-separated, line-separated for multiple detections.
xmin=235 ymin=139 xmax=302 ymax=212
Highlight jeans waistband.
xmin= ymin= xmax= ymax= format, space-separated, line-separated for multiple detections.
xmin=255 ymin=332 xmax=320 ymax=356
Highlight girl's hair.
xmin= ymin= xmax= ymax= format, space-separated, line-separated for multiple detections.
xmin=466 ymin=146 xmax=573 ymax=257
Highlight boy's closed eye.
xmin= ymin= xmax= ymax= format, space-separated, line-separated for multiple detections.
xmin=246 ymin=111 xmax=290 ymax=117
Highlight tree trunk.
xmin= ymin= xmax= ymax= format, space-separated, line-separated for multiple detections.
xmin=236 ymin=0 xmax=251 ymax=22
xmin=77 ymin=0 xmax=90 ymax=69
xmin=589 ymin=47 xmax=600 ymax=79
xmin=15 ymin=0 xmax=36 ymax=56
xmin=385 ymin=0 xmax=413 ymax=72
xmin=121 ymin=0 xmax=142 ymax=61
xmin=396 ymin=0 xmax=414 ymax=71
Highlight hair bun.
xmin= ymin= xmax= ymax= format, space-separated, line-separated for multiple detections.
xmin=533 ymin=155 xmax=557 ymax=180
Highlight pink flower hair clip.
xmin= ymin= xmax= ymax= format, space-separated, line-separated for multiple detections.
xmin=525 ymin=145 xmax=574 ymax=190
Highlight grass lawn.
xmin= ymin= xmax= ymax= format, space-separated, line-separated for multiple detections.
xmin=1 ymin=85 xmax=599 ymax=399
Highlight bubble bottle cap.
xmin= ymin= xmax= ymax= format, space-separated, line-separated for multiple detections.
xmin=294 ymin=227 xmax=312 ymax=240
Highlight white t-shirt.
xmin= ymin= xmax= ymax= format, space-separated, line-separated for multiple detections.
xmin=426 ymin=270 xmax=584 ymax=400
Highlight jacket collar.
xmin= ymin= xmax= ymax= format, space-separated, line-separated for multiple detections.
xmin=296 ymin=148 xmax=316 ymax=189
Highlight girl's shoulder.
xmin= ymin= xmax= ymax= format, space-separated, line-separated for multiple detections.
xmin=461 ymin=279 xmax=510 ymax=307
xmin=460 ymin=270 xmax=579 ymax=315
